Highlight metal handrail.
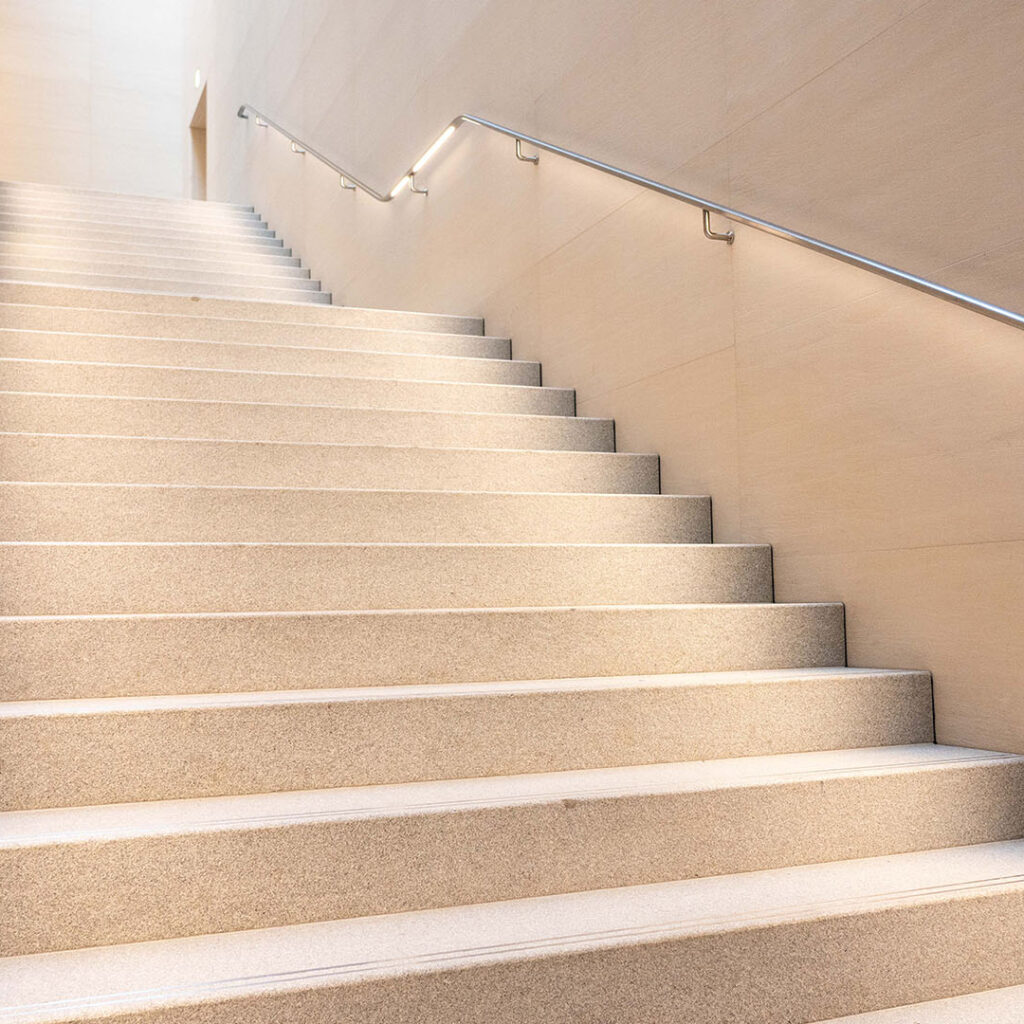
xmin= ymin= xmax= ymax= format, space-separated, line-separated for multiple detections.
xmin=238 ymin=104 xmax=1024 ymax=330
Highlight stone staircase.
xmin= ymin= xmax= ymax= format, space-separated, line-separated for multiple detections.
xmin=0 ymin=179 xmax=1022 ymax=1023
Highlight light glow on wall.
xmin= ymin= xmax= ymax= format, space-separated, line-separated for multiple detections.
xmin=194 ymin=69 xmax=201 ymax=88
xmin=412 ymin=125 xmax=455 ymax=173
xmin=390 ymin=175 xmax=411 ymax=198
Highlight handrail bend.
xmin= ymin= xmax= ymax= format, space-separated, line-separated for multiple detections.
xmin=238 ymin=104 xmax=1023 ymax=331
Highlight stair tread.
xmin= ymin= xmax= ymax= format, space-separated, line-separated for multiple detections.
xmin=0 ymin=356 xmax=565 ymax=393
xmin=0 ymin=303 xmax=501 ymax=343
xmin=2 ymin=840 xmax=1022 ymax=1021
xmin=0 ymin=666 xmax=926 ymax=717
xmin=0 ymin=327 xmax=521 ymax=362
xmin=6 ymin=744 xmax=1016 ymax=845
xmin=814 ymin=984 xmax=1024 ymax=1021
xmin=0 ymin=179 xmax=253 ymax=210
xmin=0 ymin=428 xmax=649 ymax=457
xmin=0 ymin=667 xmax=929 ymax=716
xmin=0 ymin=283 xmax=485 ymax=334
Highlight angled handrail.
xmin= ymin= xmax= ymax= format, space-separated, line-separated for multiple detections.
xmin=238 ymin=104 xmax=1023 ymax=331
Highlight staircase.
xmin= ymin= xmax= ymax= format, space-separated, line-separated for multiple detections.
xmin=1 ymin=179 xmax=1022 ymax=1023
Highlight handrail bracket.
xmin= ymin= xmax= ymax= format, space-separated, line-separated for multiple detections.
xmin=702 ymin=208 xmax=734 ymax=244
xmin=515 ymin=139 xmax=539 ymax=164
xmin=409 ymin=174 xmax=428 ymax=195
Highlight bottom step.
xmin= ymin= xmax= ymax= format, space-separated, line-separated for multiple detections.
xmin=815 ymin=983 xmax=1024 ymax=1021
xmin=2 ymin=841 xmax=1023 ymax=1023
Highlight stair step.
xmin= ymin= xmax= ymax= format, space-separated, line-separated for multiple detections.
xmin=2 ymin=840 xmax=1022 ymax=1023
xmin=0 ymin=329 xmax=540 ymax=384
xmin=813 ymin=984 xmax=1024 ymax=1021
xmin=0 ymin=258 xmax=315 ymax=289
xmin=0 ymin=268 xmax=326 ymax=302
xmin=0 ymin=229 xmax=288 ymax=260
xmin=0 ymin=392 xmax=612 ymax=450
xmin=0 ymin=178 xmax=254 ymax=212
xmin=0 ymin=282 xmax=484 ymax=334
xmin=0 ymin=250 xmax=310 ymax=279
xmin=5 ymin=746 xmax=1023 ymax=955
xmin=0 ymin=211 xmax=278 ymax=242
xmin=0 ymin=602 xmax=844 ymax=700
xmin=0 ymin=542 xmax=772 ymax=615
xmin=0 ymin=232 xmax=295 ymax=262
xmin=0 ymin=198 xmax=267 ymax=230
xmin=0 ymin=483 xmax=709 ymax=543
xmin=0 ymin=432 xmax=658 ymax=492
xmin=0 ymin=238 xmax=303 ymax=268
xmin=0 ymin=669 xmax=933 ymax=807
xmin=0 ymin=304 xmax=504 ymax=358
xmin=0 ymin=359 xmax=572 ymax=415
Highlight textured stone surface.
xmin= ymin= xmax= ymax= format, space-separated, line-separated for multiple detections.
xmin=0 ymin=483 xmax=710 ymax=544
xmin=0 ymin=541 xmax=772 ymax=615
xmin=0 ymin=279 xmax=484 ymax=334
xmin=0 ymin=669 xmax=933 ymax=808
xmin=2 ymin=182 xmax=1015 ymax=1019
xmin=4 ymin=747 xmax=1024 ymax=955
xmin=0 ymin=357 xmax=572 ymax=415
xmin=0 ymin=329 xmax=538 ymax=384
xmin=0 ymin=603 xmax=847 ymax=701
xmin=2 ymin=842 xmax=1023 ymax=1023
xmin=0 ymin=433 xmax=660 ymax=493
xmin=0 ymin=391 xmax=612 ymax=450
xmin=813 ymin=984 xmax=1024 ymax=1022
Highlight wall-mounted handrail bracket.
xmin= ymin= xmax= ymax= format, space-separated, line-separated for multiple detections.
xmin=340 ymin=175 xmax=356 ymax=190
xmin=235 ymin=102 xmax=1023 ymax=330
xmin=515 ymin=138 xmax=539 ymax=164
xmin=702 ymin=208 xmax=734 ymax=244
xmin=290 ymin=141 xmax=306 ymax=154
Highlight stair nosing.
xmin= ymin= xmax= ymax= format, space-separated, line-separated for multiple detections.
xmin=0 ymin=326 xmax=529 ymax=365
xmin=2 ymin=841 xmax=1021 ymax=1021
xmin=0 ymin=302 xmax=504 ymax=342
xmin=0 ymin=428 xmax=654 ymax=457
xmin=0 ymin=667 xmax=926 ymax=717
xmin=5 ymin=745 xmax=1019 ymax=849
xmin=0 ymin=356 xmax=569 ymax=393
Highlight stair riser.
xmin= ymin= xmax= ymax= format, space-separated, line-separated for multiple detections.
xmin=0 ymin=200 xmax=266 ymax=229
xmin=0 ymin=283 xmax=484 ymax=335
xmin=76 ymin=889 xmax=1024 ymax=1024
xmin=1 ymin=604 xmax=845 ymax=700
xmin=0 ymin=674 xmax=932 ymax=808
xmin=0 ymin=331 xmax=540 ymax=385
xmin=0 ymin=433 xmax=657 ymax=493
xmin=0 ymin=544 xmax=772 ymax=615
xmin=0 ymin=180 xmax=254 ymax=213
xmin=0 ymin=252 xmax=310 ymax=279
xmin=0 ymin=241 xmax=303 ymax=269
xmin=0 ymin=361 xmax=572 ymax=416
xmin=0 ymin=229 xmax=287 ymax=259
xmin=0 ymin=485 xmax=709 ymax=544
xmin=0 ymin=213 xmax=277 ymax=242
xmin=0 ymin=267 xmax=323 ymax=296
xmin=0 ymin=258 xmax=314 ymax=286
xmin=6 ymin=762 xmax=1023 ymax=956
xmin=0 ymin=236 xmax=296 ymax=263
xmin=0 ymin=393 xmax=611 ymax=451
xmin=0 ymin=305 xmax=507 ymax=358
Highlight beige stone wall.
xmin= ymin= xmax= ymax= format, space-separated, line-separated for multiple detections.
xmin=0 ymin=0 xmax=190 ymax=197
xmin=190 ymin=0 xmax=1022 ymax=755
